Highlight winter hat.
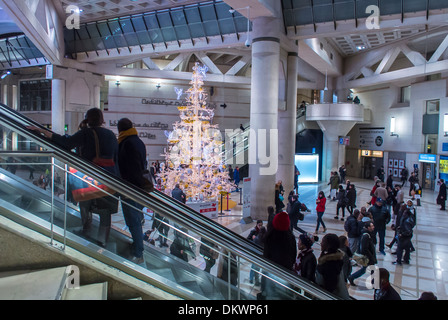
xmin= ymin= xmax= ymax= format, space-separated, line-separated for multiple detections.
xmin=272 ymin=211 xmax=290 ymax=231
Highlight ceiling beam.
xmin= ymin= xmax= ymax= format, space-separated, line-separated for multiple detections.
xmin=0 ymin=0 xmax=65 ymax=66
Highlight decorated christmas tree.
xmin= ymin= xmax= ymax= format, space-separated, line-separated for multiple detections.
xmin=158 ymin=62 xmax=233 ymax=202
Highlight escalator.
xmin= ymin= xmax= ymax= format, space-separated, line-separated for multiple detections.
xmin=0 ymin=103 xmax=339 ymax=300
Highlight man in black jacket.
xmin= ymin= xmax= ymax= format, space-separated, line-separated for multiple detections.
xmin=344 ymin=209 xmax=363 ymax=253
xmin=368 ymin=198 xmax=391 ymax=255
xmin=117 ymin=118 xmax=148 ymax=264
xmin=438 ymin=179 xmax=447 ymax=210
xmin=393 ymin=209 xmax=415 ymax=265
xmin=289 ymin=194 xmax=307 ymax=235
xmin=348 ymin=221 xmax=377 ymax=286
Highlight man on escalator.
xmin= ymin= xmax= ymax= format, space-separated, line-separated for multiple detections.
xmin=117 ymin=118 xmax=152 ymax=265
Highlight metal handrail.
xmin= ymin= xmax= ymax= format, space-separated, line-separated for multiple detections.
xmin=0 ymin=103 xmax=339 ymax=300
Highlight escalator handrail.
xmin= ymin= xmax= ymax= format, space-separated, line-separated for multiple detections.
xmin=0 ymin=103 xmax=339 ymax=300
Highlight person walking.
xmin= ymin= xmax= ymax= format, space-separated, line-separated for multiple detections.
xmin=335 ymin=185 xmax=347 ymax=221
xmin=393 ymin=208 xmax=415 ymax=265
xmin=437 ymin=179 xmax=447 ymax=210
xmin=289 ymin=194 xmax=307 ymax=234
xmin=328 ymin=171 xmax=340 ymax=201
xmin=315 ymin=191 xmax=327 ymax=234
xmin=368 ymin=198 xmax=391 ymax=255
xmin=348 ymin=221 xmax=377 ymax=286
xmin=117 ymin=118 xmax=151 ymax=264
xmin=400 ymin=167 xmax=408 ymax=187
xmin=233 ymin=166 xmax=240 ymax=191
xmin=346 ymin=183 xmax=357 ymax=215
xmin=344 ymin=209 xmax=363 ymax=254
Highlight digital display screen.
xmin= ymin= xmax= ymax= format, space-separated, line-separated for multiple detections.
xmin=295 ymin=154 xmax=319 ymax=183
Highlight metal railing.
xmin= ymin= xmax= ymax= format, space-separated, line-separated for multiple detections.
xmin=0 ymin=103 xmax=339 ymax=300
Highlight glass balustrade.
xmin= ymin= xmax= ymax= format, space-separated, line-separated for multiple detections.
xmin=0 ymin=103 xmax=339 ymax=300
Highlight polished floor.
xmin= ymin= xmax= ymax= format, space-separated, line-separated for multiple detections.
xmin=108 ymin=176 xmax=448 ymax=300
xmin=212 ymin=177 xmax=448 ymax=300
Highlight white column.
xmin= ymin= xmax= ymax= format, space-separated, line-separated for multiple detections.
xmin=277 ymin=52 xmax=298 ymax=195
xmin=94 ymin=85 xmax=101 ymax=109
xmin=249 ymin=17 xmax=281 ymax=220
xmin=51 ymin=79 xmax=66 ymax=135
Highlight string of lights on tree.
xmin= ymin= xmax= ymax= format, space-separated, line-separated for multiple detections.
xmin=157 ymin=62 xmax=233 ymax=201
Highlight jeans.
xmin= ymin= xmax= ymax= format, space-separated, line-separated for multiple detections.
xmin=316 ymin=211 xmax=326 ymax=230
xmin=336 ymin=204 xmax=346 ymax=218
xmin=350 ymin=265 xmax=367 ymax=280
xmin=122 ymin=198 xmax=144 ymax=258
xmin=396 ymin=236 xmax=412 ymax=263
xmin=374 ymin=227 xmax=386 ymax=252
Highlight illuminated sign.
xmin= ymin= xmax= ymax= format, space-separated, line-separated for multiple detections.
xmin=295 ymin=154 xmax=319 ymax=183
xmin=418 ymin=153 xmax=436 ymax=163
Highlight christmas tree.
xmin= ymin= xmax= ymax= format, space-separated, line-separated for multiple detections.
xmin=158 ymin=62 xmax=233 ymax=202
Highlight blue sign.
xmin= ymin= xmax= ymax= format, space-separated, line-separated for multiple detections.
xmin=418 ymin=153 xmax=436 ymax=163
xmin=443 ymin=143 xmax=448 ymax=152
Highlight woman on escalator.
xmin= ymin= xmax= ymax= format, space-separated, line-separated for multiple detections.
xmin=28 ymin=108 xmax=119 ymax=247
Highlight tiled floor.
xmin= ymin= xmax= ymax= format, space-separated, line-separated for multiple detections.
xmin=214 ymin=177 xmax=448 ymax=300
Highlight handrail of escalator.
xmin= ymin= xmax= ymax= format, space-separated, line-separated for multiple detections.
xmin=0 ymin=103 xmax=339 ymax=300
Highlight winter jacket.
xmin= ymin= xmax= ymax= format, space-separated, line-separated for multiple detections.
xmin=52 ymin=127 xmax=119 ymax=176
xmin=336 ymin=189 xmax=347 ymax=206
xmin=344 ymin=215 xmax=362 ymax=238
xmin=316 ymin=250 xmax=350 ymax=299
xmin=359 ymin=229 xmax=377 ymax=266
xmin=118 ymin=134 xmax=147 ymax=188
xmin=368 ymin=204 xmax=391 ymax=229
xmin=263 ymin=228 xmax=297 ymax=270
xmin=316 ymin=196 xmax=326 ymax=212
xmin=172 ymin=187 xmax=186 ymax=203
xmin=328 ymin=175 xmax=340 ymax=189
xmin=346 ymin=187 xmax=356 ymax=206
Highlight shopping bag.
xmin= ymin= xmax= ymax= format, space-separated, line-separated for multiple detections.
xmin=68 ymin=167 xmax=116 ymax=202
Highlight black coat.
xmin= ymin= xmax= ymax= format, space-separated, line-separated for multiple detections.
xmin=263 ymin=228 xmax=297 ymax=270
xmin=368 ymin=204 xmax=391 ymax=229
xmin=118 ymin=134 xmax=147 ymax=188
xmin=438 ymin=182 xmax=447 ymax=199
xmin=346 ymin=187 xmax=356 ymax=206
xmin=52 ymin=127 xmax=119 ymax=176
xmin=344 ymin=215 xmax=362 ymax=238
xmin=359 ymin=229 xmax=377 ymax=265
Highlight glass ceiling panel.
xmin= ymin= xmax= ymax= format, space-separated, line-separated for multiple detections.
xmin=283 ymin=0 xmax=448 ymax=27
xmin=64 ymin=0 xmax=250 ymax=55
xmin=170 ymin=10 xmax=188 ymax=25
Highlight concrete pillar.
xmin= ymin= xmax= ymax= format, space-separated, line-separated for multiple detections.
xmin=249 ymin=16 xmax=281 ymax=220
xmin=51 ymin=79 xmax=66 ymax=135
xmin=11 ymin=85 xmax=18 ymax=151
xmin=94 ymin=85 xmax=101 ymax=109
xmin=277 ymin=52 xmax=298 ymax=195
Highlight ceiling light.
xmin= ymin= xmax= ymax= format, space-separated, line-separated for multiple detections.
xmin=356 ymin=45 xmax=366 ymax=51
xmin=1 ymin=70 xmax=11 ymax=80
